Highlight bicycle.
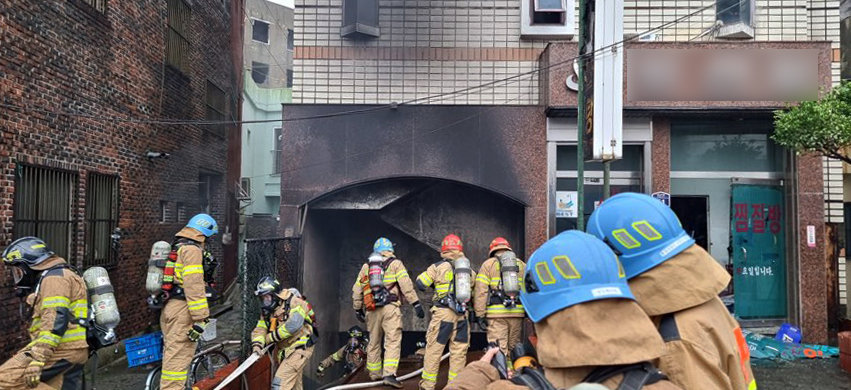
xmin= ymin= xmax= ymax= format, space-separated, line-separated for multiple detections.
xmin=144 ymin=340 xmax=240 ymax=390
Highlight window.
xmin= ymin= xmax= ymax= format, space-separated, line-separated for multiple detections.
xmin=252 ymin=18 xmax=270 ymax=43
xmin=177 ymin=202 xmax=187 ymax=222
xmin=274 ymin=127 xmax=283 ymax=173
xmin=251 ymin=62 xmax=269 ymax=85
xmin=199 ymin=174 xmax=215 ymax=214
xmin=239 ymin=178 xmax=251 ymax=201
xmin=14 ymin=165 xmax=77 ymax=261
xmin=286 ymin=69 xmax=293 ymax=88
xmin=85 ymin=174 xmax=119 ymax=268
xmin=341 ymin=0 xmax=380 ymax=38
xmin=80 ymin=0 xmax=107 ymax=13
xmin=716 ymin=0 xmax=755 ymax=38
xmin=287 ymin=29 xmax=294 ymax=51
xmin=160 ymin=201 xmax=171 ymax=223
xmin=532 ymin=0 xmax=566 ymax=24
xmin=205 ymin=81 xmax=228 ymax=137
xmin=166 ymin=0 xmax=191 ymax=73
xmin=521 ymin=0 xmax=574 ymax=39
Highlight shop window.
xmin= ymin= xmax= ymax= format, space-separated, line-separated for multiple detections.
xmin=85 ymin=174 xmax=119 ymax=268
xmin=252 ymin=18 xmax=270 ymax=43
xmin=251 ymin=61 xmax=269 ymax=85
xmin=341 ymin=0 xmax=380 ymax=38
xmin=14 ymin=165 xmax=77 ymax=262
xmin=166 ymin=0 xmax=191 ymax=73
xmin=671 ymin=120 xmax=783 ymax=172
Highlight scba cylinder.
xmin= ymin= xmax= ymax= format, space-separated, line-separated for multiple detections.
xmin=497 ymin=251 xmax=521 ymax=296
xmin=83 ymin=267 xmax=121 ymax=330
xmin=368 ymin=252 xmax=385 ymax=290
xmin=146 ymin=241 xmax=172 ymax=295
xmin=454 ymin=256 xmax=472 ymax=303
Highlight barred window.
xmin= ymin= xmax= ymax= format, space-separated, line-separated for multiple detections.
xmin=166 ymin=0 xmax=191 ymax=73
xmin=205 ymin=81 xmax=228 ymax=137
xmin=14 ymin=165 xmax=78 ymax=262
xmin=85 ymin=174 xmax=119 ymax=268
xmin=79 ymin=0 xmax=107 ymax=13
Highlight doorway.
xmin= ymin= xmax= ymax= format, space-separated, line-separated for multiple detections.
xmin=671 ymin=195 xmax=709 ymax=251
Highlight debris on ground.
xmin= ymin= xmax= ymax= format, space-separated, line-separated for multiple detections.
xmin=745 ymin=330 xmax=839 ymax=360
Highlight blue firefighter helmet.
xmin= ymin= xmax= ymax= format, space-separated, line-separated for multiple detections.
xmin=520 ymin=230 xmax=634 ymax=323
xmin=187 ymin=213 xmax=218 ymax=237
xmin=586 ymin=192 xmax=694 ymax=279
xmin=373 ymin=237 xmax=394 ymax=253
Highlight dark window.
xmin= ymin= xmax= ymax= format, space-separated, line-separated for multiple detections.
xmin=160 ymin=201 xmax=171 ymax=223
xmin=274 ymin=128 xmax=283 ymax=173
xmin=252 ymin=19 xmax=270 ymax=43
xmin=717 ymin=0 xmax=753 ymax=27
xmin=287 ymin=29 xmax=295 ymax=51
xmin=85 ymin=174 xmax=119 ymax=268
xmin=14 ymin=165 xmax=77 ymax=262
xmin=166 ymin=0 xmax=191 ymax=73
xmin=286 ymin=69 xmax=293 ymax=88
xmin=251 ymin=62 xmax=269 ymax=85
xmin=341 ymin=0 xmax=380 ymax=38
xmin=532 ymin=0 xmax=566 ymax=24
xmin=80 ymin=0 xmax=107 ymax=13
xmin=176 ymin=202 xmax=187 ymax=222
xmin=199 ymin=174 xmax=215 ymax=214
xmin=205 ymin=81 xmax=228 ymax=137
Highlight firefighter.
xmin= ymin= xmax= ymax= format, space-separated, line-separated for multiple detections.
xmin=587 ymin=192 xmax=756 ymax=390
xmin=252 ymin=277 xmax=316 ymax=390
xmin=0 ymin=237 xmax=88 ymax=389
xmin=316 ymin=326 xmax=368 ymax=378
xmin=351 ymin=238 xmax=425 ymax=388
xmin=160 ymin=213 xmax=217 ymax=390
xmin=447 ymin=231 xmax=682 ymax=390
xmin=416 ymin=234 xmax=476 ymax=390
xmin=473 ymin=237 xmax=526 ymax=365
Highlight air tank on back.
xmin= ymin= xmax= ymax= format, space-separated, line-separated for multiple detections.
xmin=497 ymin=250 xmax=521 ymax=297
xmin=83 ymin=266 xmax=120 ymax=332
xmin=146 ymin=241 xmax=172 ymax=296
xmin=368 ymin=252 xmax=385 ymax=290
xmin=454 ymin=256 xmax=472 ymax=303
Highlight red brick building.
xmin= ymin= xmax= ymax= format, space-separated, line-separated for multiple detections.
xmin=0 ymin=0 xmax=243 ymax=360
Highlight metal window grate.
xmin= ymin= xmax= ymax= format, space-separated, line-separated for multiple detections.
xmin=13 ymin=165 xmax=78 ymax=262
xmin=205 ymin=81 xmax=228 ymax=137
xmin=85 ymin=174 xmax=119 ymax=268
xmin=167 ymin=0 xmax=191 ymax=73
xmin=81 ymin=0 xmax=107 ymax=13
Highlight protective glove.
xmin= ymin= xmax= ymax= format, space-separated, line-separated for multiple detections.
xmin=24 ymin=360 xmax=44 ymax=388
xmin=477 ymin=316 xmax=488 ymax=331
xmin=187 ymin=319 xmax=209 ymax=342
xmin=251 ymin=341 xmax=265 ymax=354
xmin=355 ymin=309 xmax=366 ymax=323
xmin=413 ymin=302 xmax=425 ymax=319
xmin=316 ymin=363 xmax=326 ymax=377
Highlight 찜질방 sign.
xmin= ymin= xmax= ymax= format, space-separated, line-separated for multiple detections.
xmin=556 ymin=191 xmax=578 ymax=218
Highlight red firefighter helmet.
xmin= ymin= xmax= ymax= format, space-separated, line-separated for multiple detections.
xmin=488 ymin=237 xmax=512 ymax=257
xmin=441 ymin=234 xmax=463 ymax=252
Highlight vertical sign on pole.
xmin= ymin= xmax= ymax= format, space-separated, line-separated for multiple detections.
xmin=585 ymin=0 xmax=623 ymax=162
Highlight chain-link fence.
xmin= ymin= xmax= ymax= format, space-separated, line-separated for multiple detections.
xmin=240 ymin=237 xmax=302 ymax=357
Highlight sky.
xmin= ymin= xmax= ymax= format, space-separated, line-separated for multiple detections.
xmin=266 ymin=0 xmax=295 ymax=9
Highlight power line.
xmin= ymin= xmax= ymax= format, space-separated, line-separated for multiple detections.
xmin=2 ymin=1 xmax=736 ymax=127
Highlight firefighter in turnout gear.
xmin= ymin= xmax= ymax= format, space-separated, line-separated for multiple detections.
xmin=416 ymin=234 xmax=476 ymax=390
xmin=252 ymin=277 xmax=316 ymax=390
xmin=588 ymin=193 xmax=756 ymax=390
xmin=473 ymin=237 xmax=526 ymax=366
xmin=0 ymin=237 xmax=88 ymax=389
xmin=316 ymin=326 xmax=368 ymax=378
xmin=352 ymin=238 xmax=424 ymax=388
xmin=160 ymin=214 xmax=217 ymax=390
xmin=446 ymin=231 xmax=682 ymax=390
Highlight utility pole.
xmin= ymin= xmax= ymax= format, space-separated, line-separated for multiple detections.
xmin=576 ymin=0 xmax=588 ymax=230
xmin=603 ymin=161 xmax=611 ymax=199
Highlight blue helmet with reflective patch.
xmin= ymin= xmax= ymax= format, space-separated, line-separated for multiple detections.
xmin=373 ymin=237 xmax=394 ymax=253
xmin=187 ymin=213 xmax=218 ymax=237
xmin=519 ymin=230 xmax=634 ymax=323
xmin=586 ymin=192 xmax=694 ymax=279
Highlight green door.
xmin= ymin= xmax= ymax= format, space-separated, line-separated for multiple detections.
xmin=730 ymin=184 xmax=786 ymax=318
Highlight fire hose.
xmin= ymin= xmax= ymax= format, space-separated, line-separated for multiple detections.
xmin=322 ymin=353 xmax=451 ymax=390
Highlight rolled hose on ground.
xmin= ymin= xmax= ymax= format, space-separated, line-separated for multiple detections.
xmin=323 ymin=353 xmax=451 ymax=390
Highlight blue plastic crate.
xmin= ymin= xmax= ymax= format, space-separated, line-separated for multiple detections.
xmin=125 ymin=332 xmax=163 ymax=352
xmin=127 ymin=345 xmax=163 ymax=368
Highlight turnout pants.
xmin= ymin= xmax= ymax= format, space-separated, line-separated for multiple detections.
xmin=160 ymin=299 xmax=197 ymax=390
xmin=366 ymin=305 xmax=403 ymax=379
xmin=420 ymin=307 xmax=470 ymax=390
xmin=0 ymin=348 xmax=87 ymax=390
xmin=273 ymin=347 xmax=314 ymax=390
xmin=487 ymin=318 xmax=524 ymax=363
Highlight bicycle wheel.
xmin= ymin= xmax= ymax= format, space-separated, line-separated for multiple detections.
xmin=190 ymin=350 xmax=230 ymax=385
xmin=145 ymin=366 xmax=162 ymax=390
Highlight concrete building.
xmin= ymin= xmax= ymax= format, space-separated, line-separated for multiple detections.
xmin=0 ymin=0 xmax=243 ymax=360
xmin=284 ymin=1 xmax=843 ymax=385
xmin=240 ymin=0 xmax=295 ymax=248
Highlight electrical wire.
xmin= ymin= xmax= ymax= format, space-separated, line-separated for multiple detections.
xmin=2 ymin=0 xmax=738 ymax=127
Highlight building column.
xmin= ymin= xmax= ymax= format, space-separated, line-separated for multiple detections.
xmin=797 ymin=153 xmax=828 ymax=343
xmin=651 ymin=117 xmax=671 ymax=193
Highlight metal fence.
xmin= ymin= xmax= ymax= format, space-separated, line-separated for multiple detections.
xmin=240 ymin=237 xmax=302 ymax=357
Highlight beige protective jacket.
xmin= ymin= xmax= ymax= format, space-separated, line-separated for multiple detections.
xmin=352 ymin=257 xmax=420 ymax=310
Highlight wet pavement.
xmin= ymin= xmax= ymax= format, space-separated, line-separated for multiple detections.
xmin=752 ymin=358 xmax=851 ymax=389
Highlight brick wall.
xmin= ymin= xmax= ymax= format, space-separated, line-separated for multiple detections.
xmin=0 ymin=1 xmax=237 ymax=360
